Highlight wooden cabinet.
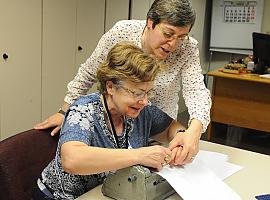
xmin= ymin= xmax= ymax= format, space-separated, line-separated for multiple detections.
xmin=207 ymin=69 xmax=270 ymax=140
xmin=0 ymin=0 xmax=42 ymax=140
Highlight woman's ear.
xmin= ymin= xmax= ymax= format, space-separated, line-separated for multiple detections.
xmin=146 ymin=19 xmax=154 ymax=29
xmin=106 ymin=81 xmax=114 ymax=95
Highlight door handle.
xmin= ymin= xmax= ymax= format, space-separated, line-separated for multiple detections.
xmin=78 ymin=46 xmax=83 ymax=51
xmin=3 ymin=53 xmax=8 ymax=60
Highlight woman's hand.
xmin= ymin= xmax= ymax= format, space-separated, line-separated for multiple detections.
xmin=168 ymin=119 xmax=202 ymax=165
xmin=168 ymin=130 xmax=200 ymax=165
xmin=136 ymin=145 xmax=172 ymax=171
xmin=34 ymin=113 xmax=64 ymax=136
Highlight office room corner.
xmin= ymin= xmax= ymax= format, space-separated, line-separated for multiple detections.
xmin=200 ymin=0 xmax=270 ymax=156
xmin=1 ymin=0 xmax=270 ymax=200
xmin=176 ymin=0 xmax=270 ymax=156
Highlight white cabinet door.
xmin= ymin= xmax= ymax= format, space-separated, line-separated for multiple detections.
xmin=0 ymin=0 xmax=42 ymax=140
xmin=42 ymin=0 xmax=77 ymax=120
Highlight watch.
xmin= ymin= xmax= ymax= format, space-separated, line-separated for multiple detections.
xmin=58 ymin=108 xmax=66 ymax=115
xmin=176 ymin=129 xmax=186 ymax=134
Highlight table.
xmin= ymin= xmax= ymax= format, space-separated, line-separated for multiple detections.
xmin=76 ymin=140 xmax=270 ymax=200
xmin=207 ymin=69 xmax=270 ymax=140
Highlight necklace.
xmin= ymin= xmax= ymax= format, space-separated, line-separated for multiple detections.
xmin=101 ymin=94 xmax=128 ymax=149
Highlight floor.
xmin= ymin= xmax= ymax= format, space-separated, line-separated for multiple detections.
xmin=178 ymin=111 xmax=270 ymax=155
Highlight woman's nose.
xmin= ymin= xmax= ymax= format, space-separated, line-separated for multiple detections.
xmin=167 ymin=38 xmax=178 ymax=49
xmin=138 ymin=95 xmax=148 ymax=106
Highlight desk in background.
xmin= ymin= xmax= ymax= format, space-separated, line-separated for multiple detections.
xmin=207 ymin=69 xmax=270 ymax=140
xmin=76 ymin=140 xmax=270 ymax=200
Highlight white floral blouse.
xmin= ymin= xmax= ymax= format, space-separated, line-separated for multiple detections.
xmin=65 ymin=20 xmax=211 ymax=132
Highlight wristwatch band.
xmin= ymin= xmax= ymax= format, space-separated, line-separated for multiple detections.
xmin=177 ymin=129 xmax=186 ymax=134
xmin=58 ymin=108 xmax=66 ymax=115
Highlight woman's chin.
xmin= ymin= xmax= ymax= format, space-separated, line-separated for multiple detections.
xmin=154 ymin=48 xmax=169 ymax=60
xmin=126 ymin=109 xmax=141 ymax=118
xmin=126 ymin=113 xmax=140 ymax=118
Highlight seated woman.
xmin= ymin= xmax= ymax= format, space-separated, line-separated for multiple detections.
xmin=33 ymin=41 xmax=196 ymax=200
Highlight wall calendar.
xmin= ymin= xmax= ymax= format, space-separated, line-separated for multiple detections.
xmin=224 ymin=1 xmax=257 ymax=24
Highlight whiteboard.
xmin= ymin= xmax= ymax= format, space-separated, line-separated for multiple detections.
xmin=210 ymin=0 xmax=264 ymax=54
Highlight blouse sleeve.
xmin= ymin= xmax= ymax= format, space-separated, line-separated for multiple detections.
xmin=59 ymin=105 xmax=94 ymax=146
xmin=180 ymin=38 xmax=212 ymax=133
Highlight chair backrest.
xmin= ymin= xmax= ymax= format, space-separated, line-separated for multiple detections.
xmin=0 ymin=129 xmax=59 ymax=200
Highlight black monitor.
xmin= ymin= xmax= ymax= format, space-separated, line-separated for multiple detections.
xmin=252 ymin=32 xmax=270 ymax=74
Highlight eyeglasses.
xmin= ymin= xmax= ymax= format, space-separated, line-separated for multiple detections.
xmin=116 ymin=84 xmax=154 ymax=101
xmin=156 ymin=24 xmax=189 ymax=42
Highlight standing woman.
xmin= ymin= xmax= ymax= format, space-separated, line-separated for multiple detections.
xmin=35 ymin=0 xmax=211 ymax=165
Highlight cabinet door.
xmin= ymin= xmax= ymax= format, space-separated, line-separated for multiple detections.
xmin=131 ymin=0 xmax=151 ymax=20
xmin=42 ymin=0 xmax=77 ymax=120
xmin=0 ymin=0 xmax=42 ymax=140
xmin=105 ymin=0 xmax=129 ymax=32
xmin=75 ymin=0 xmax=105 ymax=68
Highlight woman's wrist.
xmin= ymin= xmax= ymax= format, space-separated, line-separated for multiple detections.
xmin=58 ymin=102 xmax=70 ymax=115
xmin=58 ymin=108 xmax=66 ymax=115
xmin=188 ymin=119 xmax=203 ymax=135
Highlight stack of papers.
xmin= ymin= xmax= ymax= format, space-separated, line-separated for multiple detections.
xmin=156 ymin=150 xmax=243 ymax=200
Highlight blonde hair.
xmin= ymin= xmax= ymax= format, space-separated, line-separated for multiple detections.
xmin=96 ymin=41 xmax=164 ymax=94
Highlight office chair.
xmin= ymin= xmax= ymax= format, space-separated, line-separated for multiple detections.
xmin=0 ymin=129 xmax=59 ymax=200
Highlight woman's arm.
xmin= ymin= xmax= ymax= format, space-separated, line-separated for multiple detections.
xmin=180 ymin=38 xmax=212 ymax=133
xmin=61 ymin=141 xmax=172 ymax=175
xmin=151 ymin=120 xmax=186 ymax=143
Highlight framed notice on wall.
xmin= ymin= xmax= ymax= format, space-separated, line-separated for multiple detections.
xmin=210 ymin=0 xmax=264 ymax=54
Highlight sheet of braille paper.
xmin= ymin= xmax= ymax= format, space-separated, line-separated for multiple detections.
xmin=156 ymin=150 xmax=243 ymax=200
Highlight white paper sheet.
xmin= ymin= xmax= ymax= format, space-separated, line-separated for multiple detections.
xmin=156 ymin=150 xmax=243 ymax=200
xmin=196 ymin=150 xmax=243 ymax=180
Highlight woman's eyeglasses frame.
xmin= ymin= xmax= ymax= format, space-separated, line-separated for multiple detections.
xmin=156 ymin=24 xmax=190 ymax=43
xmin=114 ymin=84 xmax=154 ymax=101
